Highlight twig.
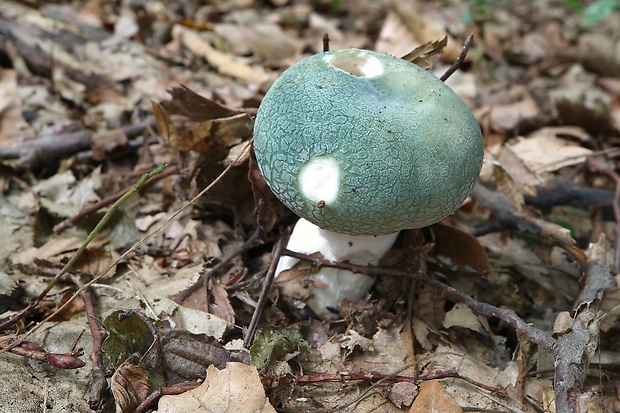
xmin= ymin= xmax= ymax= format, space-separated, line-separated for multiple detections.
xmin=54 ymin=164 xmax=180 ymax=235
xmin=134 ymin=385 xmax=199 ymax=413
xmin=244 ymin=230 xmax=290 ymax=348
xmin=295 ymin=368 xmax=506 ymax=396
xmin=0 ymin=337 xmax=85 ymax=369
xmin=0 ymin=164 xmax=168 ymax=335
xmin=283 ymin=249 xmax=557 ymax=354
xmin=0 ymin=117 xmax=156 ymax=170
xmin=1 ymin=142 xmax=252 ymax=352
xmin=174 ymin=227 xmax=262 ymax=303
xmin=72 ymin=275 xmax=109 ymax=411
xmin=587 ymin=157 xmax=620 ymax=272
xmin=440 ymin=34 xmax=474 ymax=82
xmin=471 ymin=182 xmax=587 ymax=264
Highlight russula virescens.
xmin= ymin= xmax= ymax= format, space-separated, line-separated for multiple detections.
xmin=253 ymin=48 xmax=483 ymax=318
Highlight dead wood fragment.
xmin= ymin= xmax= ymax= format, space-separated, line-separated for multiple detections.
xmin=72 ymin=275 xmax=111 ymax=411
xmin=440 ymin=34 xmax=474 ymax=82
xmin=587 ymin=157 xmax=620 ymax=272
xmin=0 ymin=117 xmax=156 ymax=170
xmin=283 ymin=248 xmax=557 ymax=354
xmin=244 ymin=230 xmax=289 ymax=348
xmin=471 ymin=182 xmax=588 ymax=264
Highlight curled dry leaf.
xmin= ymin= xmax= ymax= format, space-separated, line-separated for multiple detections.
xmin=431 ymin=224 xmax=494 ymax=276
xmin=492 ymin=163 xmax=525 ymax=213
xmin=409 ymin=380 xmax=463 ymax=413
xmin=506 ymin=128 xmax=593 ymax=174
xmin=156 ymin=363 xmax=277 ymax=413
xmin=392 ymin=0 xmax=468 ymax=63
xmin=111 ymin=362 xmax=150 ymax=413
xmin=153 ymin=86 xmax=253 ymax=153
xmin=400 ymin=36 xmax=448 ymax=70
xmin=389 ymin=381 xmax=419 ymax=408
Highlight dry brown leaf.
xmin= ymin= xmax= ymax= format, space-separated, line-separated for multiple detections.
xmin=409 ymin=380 xmax=463 ymax=413
xmin=214 ymin=23 xmax=303 ymax=66
xmin=375 ymin=11 xmax=423 ymax=58
xmin=493 ymin=163 xmax=525 ymax=213
xmin=506 ymin=131 xmax=592 ymax=174
xmin=156 ymin=362 xmax=276 ymax=413
xmin=90 ymin=128 xmax=129 ymax=162
xmin=160 ymin=86 xmax=241 ymax=122
xmin=443 ymin=303 xmax=490 ymax=334
xmin=412 ymin=318 xmax=434 ymax=350
xmin=389 ymin=382 xmax=419 ymax=408
xmin=274 ymin=259 xmax=317 ymax=302
xmin=209 ymin=279 xmax=235 ymax=324
xmin=248 ymin=150 xmax=280 ymax=233
xmin=392 ymin=0 xmax=467 ymax=63
xmin=172 ymin=25 xmax=270 ymax=85
xmin=489 ymin=98 xmax=540 ymax=131
xmin=153 ymin=100 xmax=253 ymax=153
xmin=110 ymin=362 xmax=150 ymax=413
xmin=12 ymin=237 xmax=83 ymax=266
xmin=74 ymin=246 xmax=118 ymax=278
xmin=400 ymin=37 xmax=448 ymax=70
xmin=431 ymin=224 xmax=494 ymax=276
xmin=552 ymin=311 xmax=573 ymax=338
xmin=416 ymin=284 xmax=445 ymax=329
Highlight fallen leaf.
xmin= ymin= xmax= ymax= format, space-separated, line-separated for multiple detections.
xmin=389 ymin=381 xmax=419 ymax=408
xmin=392 ymin=0 xmax=468 ymax=63
xmin=409 ymin=380 xmax=463 ymax=413
xmin=401 ymin=37 xmax=448 ymax=70
xmin=111 ymin=362 xmax=150 ymax=413
xmin=156 ymin=363 xmax=277 ymax=413
xmin=490 ymin=98 xmax=540 ymax=131
xmin=431 ymin=224 xmax=494 ymax=275
xmin=172 ymin=25 xmax=270 ymax=85
xmin=443 ymin=303 xmax=490 ymax=334
xmin=506 ymin=131 xmax=592 ymax=173
xmin=209 ymin=280 xmax=235 ymax=324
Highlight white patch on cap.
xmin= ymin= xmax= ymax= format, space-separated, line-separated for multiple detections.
xmin=298 ymin=156 xmax=340 ymax=206
xmin=323 ymin=51 xmax=384 ymax=78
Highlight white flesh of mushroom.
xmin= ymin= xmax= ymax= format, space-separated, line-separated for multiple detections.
xmin=276 ymin=218 xmax=399 ymax=319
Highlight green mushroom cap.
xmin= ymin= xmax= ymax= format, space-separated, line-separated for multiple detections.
xmin=253 ymin=48 xmax=483 ymax=236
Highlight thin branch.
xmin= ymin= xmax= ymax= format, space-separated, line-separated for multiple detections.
xmin=440 ymin=34 xmax=474 ymax=82
xmin=174 ymin=227 xmax=262 ymax=303
xmin=0 ymin=163 xmax=168 ymax=334
xmin=54 ymin=164 xmax=180 ymax=235
xmin=1 ymin=142 xmax=252 ymax=351
xmin=72 ymin=275 xmax=109 ymax=410
xmin=587 ymin=157 xmax=620 ymax=272
xmin=244 ymin=230 xmax=290 ymax=348
xmin=283 ymin=249 xmax=557 ymax=354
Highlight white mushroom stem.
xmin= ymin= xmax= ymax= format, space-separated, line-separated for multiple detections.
xmin=275 ymin=218 xmax=399 ymax=319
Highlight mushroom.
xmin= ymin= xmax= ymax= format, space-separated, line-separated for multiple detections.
xmin=253 ymin=48 xmax=483 ymax=318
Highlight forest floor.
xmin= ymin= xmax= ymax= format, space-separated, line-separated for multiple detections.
xmin=0 ymin=0 xmax=620 ymax=412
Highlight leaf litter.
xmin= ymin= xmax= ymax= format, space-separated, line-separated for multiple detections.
xmin=0 ymin=0 xmax=620 ymax=412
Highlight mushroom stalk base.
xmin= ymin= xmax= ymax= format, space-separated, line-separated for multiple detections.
xmin=275 ymin=219 xmax=399 ymax=319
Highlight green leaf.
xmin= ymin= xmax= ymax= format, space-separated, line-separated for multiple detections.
xmin=102 ymin=310 xmax=156 ymax=369
xmin=250 ymin=327 xmax=305 ymax=370
xmin=581 ymin=0 xmax=620 ymax=28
